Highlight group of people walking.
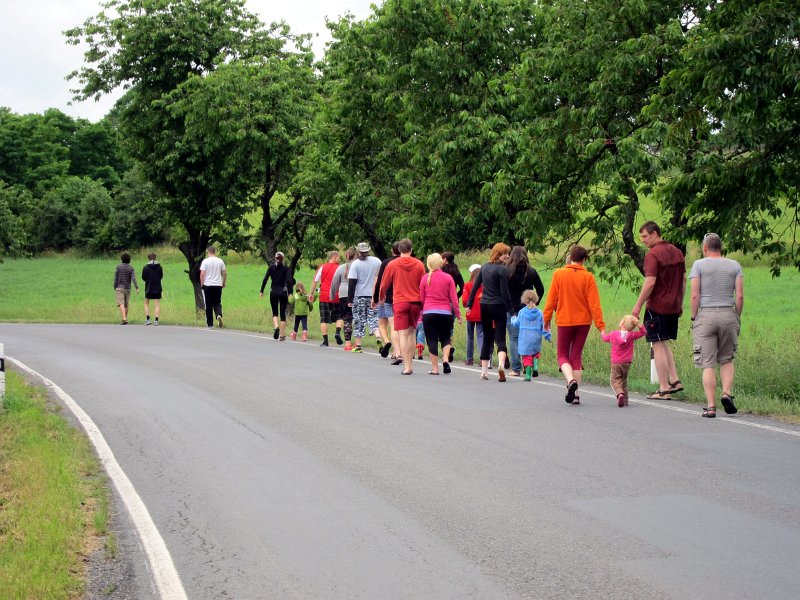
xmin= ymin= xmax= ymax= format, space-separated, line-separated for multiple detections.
xmin=115 ymin=221 xmax=744 ymax=417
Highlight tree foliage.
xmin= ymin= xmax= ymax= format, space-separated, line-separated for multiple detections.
xmin=66 ymin=0 xmax=313 ymax=308
xmin=3 ymin=0 xmax=797 ymax=285
xmin=650 ymin=0 xmax=800 ymax=274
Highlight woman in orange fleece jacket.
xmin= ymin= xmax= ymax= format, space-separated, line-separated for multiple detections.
xmin=543 ymin=246 xmax=606 ymax=405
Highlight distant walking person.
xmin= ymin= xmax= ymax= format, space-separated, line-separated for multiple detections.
xmin=114 ymin=252 xmax=139 ymax=325
xmin=466 ymin=243 xmax=514 ymax=382
xmin=200 ymin=246 xmax=226 ymax=329
xmin=420 ymin=253 xmax=461 ymax=375
xmin=379 ymin=238 xmax=426 ymax=374
xmin=288 ymin=282 xmax=313 ymax=342
xmin=689 ymin=233 xmax=744 ymax=418
xmin=632 ymin=221 xmax=687 ymax=399
xmin=441 ymin=251 xmax=464 ymax=363
xmin=506 ymin=246 xmax=545 ymax=376
xmin=543 ymin=246 xmax=606 ymax=405
xmin=372 ymin=242 xmax=401 ymax=359
xmin=510 ymin=290 xmax=551 ymax=381
xmin=260 ymin=251 xmax=291 ymax=340
xmin=310 ymin=250 xmax=341 ymax=347
xmin=347 ymin=242 xmax=382 ymax=353
xmin=462 ymin=264 xmax=483 ymax=366
xmin=141 ymin=252 xmax=163 ymax=326
xmin=601 ymin=315 xmax=646 ymax=407
xmin=331 ymin=247 xmax=356 ymax=350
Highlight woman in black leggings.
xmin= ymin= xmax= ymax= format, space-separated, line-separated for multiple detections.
xmin=466 ymin=243 xmax=513 ymax=381
xmin=260 ymin=251 xmax=292 ymax=340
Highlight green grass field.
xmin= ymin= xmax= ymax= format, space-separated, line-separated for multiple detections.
xmin=0 ymin=371 xmax=111 ymax=599
xmin=1 ymin=247 xmax=798 ymax=419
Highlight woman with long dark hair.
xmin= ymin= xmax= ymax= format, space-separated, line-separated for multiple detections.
xmin=260 ymin=251 xmax=291 ymax=340
xmin=466 ymin=243 xmax=514 ymax=382
xmin=506 ymin=246 xmax=545 ymax=376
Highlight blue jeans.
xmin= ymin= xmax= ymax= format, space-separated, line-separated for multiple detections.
xmin=466 ymin=321 xmax=483 ymax=362
xmin=507 ymin=312 xmax=521 ymax=372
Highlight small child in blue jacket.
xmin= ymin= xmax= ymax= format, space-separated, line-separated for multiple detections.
xmin=511 ymin=290 xmax=551 ymax=381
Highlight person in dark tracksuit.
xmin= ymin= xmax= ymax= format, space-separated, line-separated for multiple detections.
xmin=142 ymin=252 xmax=163 ymax=326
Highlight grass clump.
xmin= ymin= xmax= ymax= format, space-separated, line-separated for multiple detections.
xmin=0 ymin=372 xmax=111 ymax=599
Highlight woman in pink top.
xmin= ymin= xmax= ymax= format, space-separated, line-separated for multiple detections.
xmin=601 ymin=314 xmax=646 ymax=407
xmin=420 ymin=253 xmax=462 ymax=375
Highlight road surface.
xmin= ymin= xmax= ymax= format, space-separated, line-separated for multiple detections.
xmin=1 ymin=323 xmax=799 ymax=599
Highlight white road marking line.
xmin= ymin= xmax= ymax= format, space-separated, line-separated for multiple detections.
xmin=199 ymin=330 xmax=800 ymax=438
xmin=8 ymin=356 xmax=188 ymax=600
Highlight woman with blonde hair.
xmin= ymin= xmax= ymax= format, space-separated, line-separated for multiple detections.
xmin=465 ymin=243 xmax=514 ymax=381
xmin=419 ymin=253 xmax=462 ymax=374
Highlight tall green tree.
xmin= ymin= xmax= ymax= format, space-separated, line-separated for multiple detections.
xmin=66 ymin=0 xmax=291 ymax=309
xmin=0 ymin=108 xmax=70 ymax=196
xmin=0 ymin=182 xmax=32 ymax=260
xmin=495 ymin=0 xmax=694 ymax=281
xmin=165 ymin=44 xmax=317 ymax=268
xmin=304 ymin=1 xmax=541 ymax=258
xmin=650 ymin=0 xmax=800 ymax=273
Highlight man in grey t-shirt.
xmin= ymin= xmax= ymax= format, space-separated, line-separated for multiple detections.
xmin=347 ymin=242 xmax=382 ymax=352
xmin=689 ymin=233 xmax=744 ymax=418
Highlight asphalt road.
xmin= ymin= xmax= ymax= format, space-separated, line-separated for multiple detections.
xmin=2 ymin=323 xmax=799 ymax=599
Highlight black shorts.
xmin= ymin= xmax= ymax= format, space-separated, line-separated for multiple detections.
xmin=145 ymin=292 xmax=162 ymax=300
xmin=337 ymin=298 xmax=353 ymax=322
xmin=319 ymin=301 xmax=335 ymax=324
xmin=644 ymin=309 xmax=680 ymax=342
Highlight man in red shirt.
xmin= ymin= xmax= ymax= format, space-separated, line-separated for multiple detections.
xmin=379 ymin=238 xmax=426 ymax=375
xmin=632 ymin=221 xmax=686 ymax=399
xmin=310 ymin=250 xmax=341 ymax=347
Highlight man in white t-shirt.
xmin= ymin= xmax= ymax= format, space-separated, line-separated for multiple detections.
xmin=199 ymin=246 xmax=227 ymax=328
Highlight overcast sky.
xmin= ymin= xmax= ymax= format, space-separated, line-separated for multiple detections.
xmin=0 ymin=0 xmax=375 ymax=122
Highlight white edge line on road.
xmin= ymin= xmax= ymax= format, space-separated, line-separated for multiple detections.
xmin=8 ymin=356 xmax=188 ymax=600
xmin=214 ymin=328 xmax=800 ymax=439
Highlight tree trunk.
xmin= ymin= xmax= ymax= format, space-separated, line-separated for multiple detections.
xmin=179 ymin=225 xmax=210 ymax=314
xmin=621 ymin=180 xmax=645 ymax=274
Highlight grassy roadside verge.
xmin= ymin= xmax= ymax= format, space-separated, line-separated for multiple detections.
xmin=0 ymin=371 xmax=112 ymax=599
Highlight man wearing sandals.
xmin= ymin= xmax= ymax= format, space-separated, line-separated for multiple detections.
xmin=632 ymin=222 xmax=686 ymax=399
xmin=689 ymin=233 xmax=744 ymax=418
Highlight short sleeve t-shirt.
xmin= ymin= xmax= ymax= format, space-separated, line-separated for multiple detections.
xmin=644 ymin=241 xmax=686 ymax=314
xmin=200 ymin=256 xmax=226 ymax=286
xmin=689 ymin=257 xmax=743 ymax=308
xmin=314 ymin=262 xmax=340 ymax=303
xmin=348 ymin=256 xmax=382 ymax=297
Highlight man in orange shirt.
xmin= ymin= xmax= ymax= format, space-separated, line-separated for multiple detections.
xmin=379 ymin=238 xmax=426 ymax=375
xmin=543 ymin=246 xmax=606 ymax=405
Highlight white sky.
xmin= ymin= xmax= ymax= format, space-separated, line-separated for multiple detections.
xmin=0 ymin=0 xmax=375 ymax=122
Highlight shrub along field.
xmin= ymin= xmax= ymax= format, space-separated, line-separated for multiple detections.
xmin=1 ymin=247 xmax=798 ymax=420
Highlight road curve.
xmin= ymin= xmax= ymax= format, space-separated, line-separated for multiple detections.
xmin=1 ymin=323 xmax=799 ymax=599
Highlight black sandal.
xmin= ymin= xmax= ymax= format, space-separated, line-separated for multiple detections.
xmin=702 ymin=406 xmax=716 ymax=418
xmin=565 ymin=379 xmax=578 ymax=404
xmin=646 ymin=389 xmax=672 ymax=400
xmin=720 ymin=394 xmax=738 ymax=415
xmin=667 ymin=380 xmax=684 ymax=394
